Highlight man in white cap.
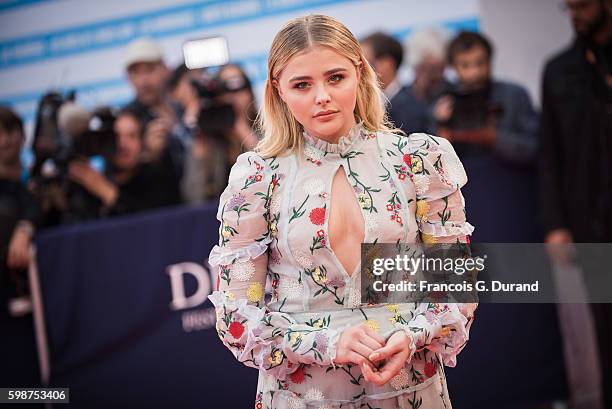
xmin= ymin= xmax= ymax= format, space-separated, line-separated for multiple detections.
xmin=122 ymin=37 xmax=186 ymax=182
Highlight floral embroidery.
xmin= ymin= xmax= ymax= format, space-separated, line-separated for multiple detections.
xmin=208 ymin=130 xmax=475 ymax=407
xmin=247 ymin=282 xmax=264 ymax=303
xmin=302 ymin=178 xmax=325 ymax=196
xmin=231 ymin=261 xmax=255 ymax=281
xmin=309 ymin=207 xmax=326 ymax=225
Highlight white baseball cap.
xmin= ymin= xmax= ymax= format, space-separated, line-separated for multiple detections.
xmin=123 ymin=37 xmax=165 ymax=70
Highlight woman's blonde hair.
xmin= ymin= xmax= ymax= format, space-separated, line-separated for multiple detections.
xmin=255 ymin=14 xmax=399 ymax=158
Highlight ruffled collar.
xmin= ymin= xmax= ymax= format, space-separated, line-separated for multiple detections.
xmin=302 ymin=121 xmax=365 ymax=155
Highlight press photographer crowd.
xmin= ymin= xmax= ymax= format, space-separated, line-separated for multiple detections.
xmin=1 ymin=0 xmax=611 ymax=407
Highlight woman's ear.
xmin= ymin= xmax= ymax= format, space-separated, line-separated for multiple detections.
xmin=272 ymin=78 xmax=285 ymax=102
xmin=355 ymin=61 xmax=363 ymax=82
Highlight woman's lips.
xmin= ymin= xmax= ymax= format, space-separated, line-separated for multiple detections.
xmin=314 ymin=111 xmax=338 ymax=120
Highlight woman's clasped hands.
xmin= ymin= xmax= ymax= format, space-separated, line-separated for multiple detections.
xmin=334 ymin=323 xmax=415 ymax=386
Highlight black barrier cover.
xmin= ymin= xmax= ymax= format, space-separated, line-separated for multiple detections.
xmin=33 ymin=205 xmax=567 ymax=408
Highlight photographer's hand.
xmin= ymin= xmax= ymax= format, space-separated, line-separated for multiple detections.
xmin=433 ymin=95 xmax=454 ymax=123
xmin=68 ymin=160 xmax=118 ymax=206
xmin=7 ymin=222 xmax=33 ymax=270
xmin=143 ymin=119 xmax=170 ymax=162
xmin=234 ymin=119 xmax=258 ymax=150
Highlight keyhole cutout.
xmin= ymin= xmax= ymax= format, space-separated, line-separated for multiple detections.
xmin=328 ymin=165 xmax=365 ymax=277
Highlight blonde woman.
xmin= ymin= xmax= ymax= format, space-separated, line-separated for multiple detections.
xmin=208 ymin=14 xmax=477 ymax=409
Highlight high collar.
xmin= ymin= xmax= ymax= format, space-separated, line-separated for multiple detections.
xmin=302 ymin=121 xmax=365 ymax=155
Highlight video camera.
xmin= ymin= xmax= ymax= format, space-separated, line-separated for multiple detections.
xmin=31 ymin=92 xmax=116 ymax=181
xmin=181 ymin=36 xmax=250 ymax=138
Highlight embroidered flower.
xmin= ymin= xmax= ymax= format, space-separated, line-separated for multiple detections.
xmin=295 ymin=252 xmax=313 ymax=269
xmin=287 ymin=395 xmax=305 ymax=409
xmin=390 ymin=368 xmax=410 ymax=390
xmin=317 ymin=229 xmax=325 ymax=238
xmin=278 ymin=276 xmax=303 ymax=300
xmin=413 ymin=174 xmax=431 ymax=196
xmin=304 ymin=387 xmax=325 ymax=402
xmin=309 ymin=207 xmax=326 ymax=225
xmin=364 ymin=319 xmax=380 ymax=332
xmin=416 ymin=200 xmax=430 ymax=221
xmin=290 ymin=366 xmax=306 ymax=384
xmin=358 ymin=193 xmax=372 ymax=209
xmin=314 ymin=332 xmax=328 ymax=354
xmin=327 ymin=277 xmax=346 ymax=288
xmin=270 ymin=194 xmax=282 ymax=214
xmin=231 ymin=261 xmax=255 ymax=281
xmin=411 ymin=155 xmax=424 ymax=173
xmin=247 ymin=282 xmax=264 ymax=303
xmin=222 ymin=226 xmax=233 ymax=238
xmin=425 ymin=361 xmax=437 ymax=378
xmin=421 ymin=232 xmax=437 ymax=244
xmin=312 ymin=266 xmax=328 ymax=284
xmin=228 ymin=321 xmax=245 ymax=339
xmin=302 ymin=178 xmax=325 ymax=196
xmin=385 ymin=304 xmax=400 ymax=313
xmin=304 ymin=145 xmax=323 ymax=166
xmin=403 ymin=153 xmax=412 ymax=167
xmin=268 ymin=349 xmax=282 ymax=365
xmin=227 ymin=193 xmax=246 ymax=209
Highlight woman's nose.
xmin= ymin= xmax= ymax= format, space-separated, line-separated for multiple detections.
xmin=314 ymin=85 xmax=331 ymax=105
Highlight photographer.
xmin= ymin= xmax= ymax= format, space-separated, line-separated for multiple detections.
xmin=431 ymin=31 xmax=540 ymax=243
xmin=360 ymin=32 xmax=429 ymax=134
xmin=175 ymin=63 xmax=260 ymax=204
xmin=122 ymin=38 xmax=187 ymax=180
xmin=433 ymin=31 xmax=538 ymax=165
xmin=66 ymin=108 xmax=182 ymax=220
xmin=0 ymin=106 xmax=41 ymax=387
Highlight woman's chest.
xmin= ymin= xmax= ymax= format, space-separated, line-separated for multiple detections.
xmin=269 ymin=150 xmax=419 ymax=269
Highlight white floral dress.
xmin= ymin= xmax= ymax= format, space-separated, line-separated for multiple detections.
xmin=208 ymin=122 xmax=477 ymax=409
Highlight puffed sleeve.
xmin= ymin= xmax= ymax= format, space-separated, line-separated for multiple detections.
xmin=388 ymin=133 xmax=478 ymax=367
xmin=207 ymin=152 xmax=342 ymax=379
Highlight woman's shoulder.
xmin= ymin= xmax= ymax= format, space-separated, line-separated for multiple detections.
xmin=375 ymin=130 xmax=456 ymax=156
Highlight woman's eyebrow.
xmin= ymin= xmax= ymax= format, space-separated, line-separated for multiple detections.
xmin=288 ymin=67 xmax=348 ymax=82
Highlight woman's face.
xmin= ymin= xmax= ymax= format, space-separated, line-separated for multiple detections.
xmin=113 ymin=114 xmax=142 ymax=171
xmin=276 ymin=46 xmax=360 ymax=142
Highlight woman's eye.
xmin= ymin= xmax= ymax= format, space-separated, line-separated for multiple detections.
xmin=294 ymin=82 xmax=309 ymax=89
xmin=329 ymin=74 xmax=344 ymax=83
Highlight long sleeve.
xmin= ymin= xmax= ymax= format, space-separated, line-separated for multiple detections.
xmin=390 ymin=133 xmax=478 ymax=366
xmin=207 ymin=151 xmax=342 ymax=380
xmin=538 ymin=64 xmax=568 ymax=234
xmin=492 ymin=83 xmax=539 ymax=165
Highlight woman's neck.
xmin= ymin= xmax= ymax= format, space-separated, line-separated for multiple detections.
xmin=306 ymin=118 xmax=357 ymax=144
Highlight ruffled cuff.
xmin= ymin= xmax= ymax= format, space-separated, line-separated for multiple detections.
xmin=404 ymin=303 xmax=470 ymax=367
xmin=208 ymin=236 xmax=273 ymax=267
xmin=418 ymin=220 xmax=475 ymax=237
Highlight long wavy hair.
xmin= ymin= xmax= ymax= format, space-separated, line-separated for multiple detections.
xmin=255 ymin=14 xmax=398 ymax=158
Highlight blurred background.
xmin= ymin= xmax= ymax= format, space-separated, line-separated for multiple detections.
xmin=1 ymin=0 xmax=610 ymax=408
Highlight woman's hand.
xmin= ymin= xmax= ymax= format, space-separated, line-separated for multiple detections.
xmin=334 ymin=323 xmax=386 ymax=369
xmin=362 ymin=330 xmax=414 ymax=386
